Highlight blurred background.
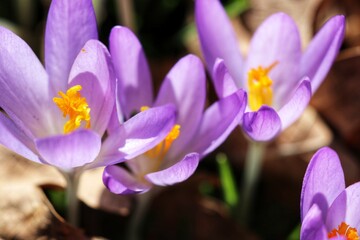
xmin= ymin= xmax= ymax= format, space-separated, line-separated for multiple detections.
xmin=0 ymin=0 xmax=360 ymax=239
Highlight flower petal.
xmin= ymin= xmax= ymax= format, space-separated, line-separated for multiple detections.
xmin=242 ymin=106 xmax=281 ymax=142
xmin=154 ymin=55 xmax=206 ymax=157
xmin=300 ymin=147 xmax=345 ymax=221
xmin=188 ymin=90 xmax=246 ymax=157
xmin=91 ymin=105 xmax=176 ymax=168
xmin=300 ymin=15 xmax=345 ymax=93
xmin=0 ymin=27 xmax=53 ymax=137
xmin=244 ymin=13 xmax=302 ymax=107
xmin=195 ymin=0 xmax=243 ymax=83
xmin=35 ymin=129 xmax=101 ymax=170
xmin=45 ymin=0 xmax=98 ymax=92
xmin=326 ymin=182 xmax=360 ymax=231
xmin=103 ymin=165 xmax=150 ymax=194
xmin=69 ymin=40 xmax=115 ymax=136
xmin=110 ymin=26 xmax=153 ymax=118
xmin=145 ymin=153 xmax=199 ymax=186
xmin=278 ymin=78 xmax=312 ymax=130
xmin=301 ymin=204 xmax=328 ymax=240
xmin=119 ymin=105 xmax=176 ymax=159
xmin=213 ymin=58 xmax=239 ymax=98
xmin=0 ymin=113 xmax=39 ymax=163
xmin=106 ymin=107 xmax=124 ymax=135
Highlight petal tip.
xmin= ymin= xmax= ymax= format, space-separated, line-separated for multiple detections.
xmin=103 ymin=165 xmax=149 ymax=195
xmin=242 ymin=106 xmax=281 ymax=142
xmin=145 ymin=153 xmax=200 ymax=186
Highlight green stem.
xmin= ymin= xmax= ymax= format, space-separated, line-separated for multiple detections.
xmin=240 ymin=141 xmax=266 ymax=224
xmin=65 ymin=171 xmax=80 ymax=227
xmin=126 ymin=191 xmax=153 ymax=240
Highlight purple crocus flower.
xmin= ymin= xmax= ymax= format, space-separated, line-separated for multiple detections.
xmin=0 ymin=0 xmax=176 ymax=172
xmin=102 ymin=26 xmax=247 ymax=194
xmin=195 ymin=0 xmax=345 ymax=141
xmin=300 ymin=147 xmax=360 ymax=240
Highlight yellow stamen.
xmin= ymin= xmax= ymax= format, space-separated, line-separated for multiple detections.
xmin=140 ymin=106 xmax=150 ymax=112
xmin=328 ymin=222 xmax=359 ymax=240
xmin=145 ymin=124 xmax=181 ymax=163
xmin=247 ymin=61 xmax=278 ymax=111
xmin=53 ymin=85 xmax=91 ymax=133
xmin=140 ymin=106 xmax=181 ymax=170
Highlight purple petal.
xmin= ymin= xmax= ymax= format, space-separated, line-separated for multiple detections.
xmin=103 ymin=165 xmax=150 ymax=194
xmin=326 ymin=182 xmax=360 ymax=231
xmin=106 ymin=107 xmax=123 ymax=135
xmin=213 ymin=58 xmax=239 ymax=98
xmin=154 ymin=55 xmax=206 ymax=157
xmin=35 ymin=129 xmax=101 ymax=170
xmin=45 ymin=0 xmax=98 ymax=92
xmin=278 ymin=78 xmax=312 ymax=130
xmin=300 ymin=15 xmax=345 ymax=93
xmin=242 ymin=106 xmax=281 ymax=142
xmin=107 ymin=81 xmax=127 ymax=132
xmin=91 ymin=104 xmax=176 ymax=168
xmin=188 ymin=90 xmax=247 ymax=157
xmin=110 ymin=26 xmax=153 ymax=118
xmin=300 ymin=147 xmax=345 ymax=221
xmin=119 ymin=105 xmax=176 ymax=159
xmin=0 ymin=27 xmax=54 ymax=137
xmin=0 ymin=113 xmax=39 ymax=163
xmin=69 ymin=40 xmax=115 ymax=136
xmin=244 ymin=13 xmax=302 ymax=107
xmin=145 ymin=153 xmax=199 ymax=186
xmin=195 ymin=0 xmax=243 ymax=83
xmin=301 ymin=204 xmax=328 ymax=240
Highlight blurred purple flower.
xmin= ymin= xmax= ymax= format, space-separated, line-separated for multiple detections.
xmin=102 ymin=26 xmax=247 ymax=194
xmin=195 ymin=0 xmax=345 ymax=141
xmin=300 ymin=147 xmax=360 ymax=240
xmin=0 ymin=0 xmax=176 ymax=172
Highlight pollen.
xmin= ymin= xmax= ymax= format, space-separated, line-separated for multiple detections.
xmin=247 ymin=61 xmax=278 ymax=111
xmin=328 ymin=222 xmax=359 ymax=240
xmin=140 ymin=106 xmax=150 ymax=112
xmin=145 ymin=124 xmax=181 ymax=161
xmin=140 ymin=106 xmax=180 ymax=166
xmin=53 ymin=85 xmax=91 ymax=133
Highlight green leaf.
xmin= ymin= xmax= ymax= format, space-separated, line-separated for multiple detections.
xmin=225 ymin=0 xmax=250 ymax=17
xmin=43 ymin=188 xmax=66 ymax=217
xmin=216 ymin=153 xmax=238 ymax=208
xmin=287 ymin=223 xmax=301 ymax=240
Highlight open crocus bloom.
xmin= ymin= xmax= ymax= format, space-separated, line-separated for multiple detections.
xmin=102 ymin=26 xmax=247 ymax=194
xmin=195 ymin=0 xmax=345 ymax=141
xmin=0 ymin=0 xmax=177 ymax=173
xmin=300 ymin=147 xmax=360 ymax=240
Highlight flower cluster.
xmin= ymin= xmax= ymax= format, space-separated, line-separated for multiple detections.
xmin=0 ymin=1 xmax=356 ymax=238
xmin=0 ymin=0 xmax=246 ymax=195
xmin=194 ymin=3 xmax=355 ymax=237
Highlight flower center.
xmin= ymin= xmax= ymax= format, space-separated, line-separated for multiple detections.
xmin=141 ymin=106 xmax=181 ymax=170
xmin=145 ymin=124 xmax=180 ymax=160
xmin=53 ymin=85 xmax=91 ymax=133
xmin=247 ymin=61 xmax=278 ymax=111
xmin=328 ymin=222 xmax=359 ymax=240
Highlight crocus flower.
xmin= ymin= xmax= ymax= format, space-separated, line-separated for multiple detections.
xmin=0 ymin=0 xmax=176 ymax=173
xmin=195 ymin=0 xmax=345 ymax=141
xmin=300 ymin=147 xmax=360 ymax=240
xmin=102 ymin=26 xmax=247 ymax=194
